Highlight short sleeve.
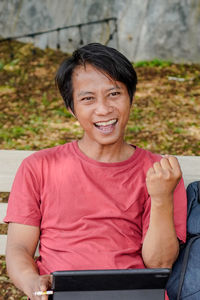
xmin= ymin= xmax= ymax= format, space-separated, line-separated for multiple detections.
xmin=142 ymin=177 xmax=187 ymax=243
xmin=142 ymin=194 xmax=151 ymax=242
xmin=4 ymin=157 xmax=41 ymax=226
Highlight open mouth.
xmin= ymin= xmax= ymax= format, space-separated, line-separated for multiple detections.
xmin=94 ymin=119 xmax=118 ymax=133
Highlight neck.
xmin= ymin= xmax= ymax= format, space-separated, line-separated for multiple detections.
xmin=78 ymin=136 xmax=134 ymax=163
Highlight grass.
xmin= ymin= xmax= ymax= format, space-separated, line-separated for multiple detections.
xmin=134 ymin=58 xmax=172 ymax=68
xmin=0 ymin=42 xmax=199 ymax=154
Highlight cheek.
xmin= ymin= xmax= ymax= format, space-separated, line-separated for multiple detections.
xmin=120 ymin=103 xmax=131 ymax=118
xmin=76 ymin=110 xmax=93 ymax=127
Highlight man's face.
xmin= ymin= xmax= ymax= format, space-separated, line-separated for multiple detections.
xmin=71 ymin=64 xmax=132 ymax=147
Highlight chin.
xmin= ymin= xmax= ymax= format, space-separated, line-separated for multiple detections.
xmin=94 ymin=135 xmax=123 ymax=146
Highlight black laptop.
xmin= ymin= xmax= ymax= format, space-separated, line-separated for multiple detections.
xmin=51 ymin=268 xmax=170 ymax=300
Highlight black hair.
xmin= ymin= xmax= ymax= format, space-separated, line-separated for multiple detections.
xmin=55 ymin=43 xmax=137 ymax=113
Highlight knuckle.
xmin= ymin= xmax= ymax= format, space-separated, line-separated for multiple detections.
xmin=161 ymin=157 xmax=167 ymax=163
xmin=173 ymin=156 xmax=178 ymax=162
xmin=157 ymin=172 xmax=163 ymax=178
xmin=176 ymin=170 xmax=182 ymax=180
xmin=173 ymin=166 xmax=182 ymax=178
xmin=146 ymin=167 xmax=153 ymax=176
xmin=154 ymin=161 xmax=160 ymax=167
xmin=39 ymin=281 xmax=47 ymax=291
xmin=164 ymin=170 xmax=171 ymax=180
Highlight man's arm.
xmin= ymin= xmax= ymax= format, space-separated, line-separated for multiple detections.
xmin=142 ymin=156 xmax=182 ymax=268
xmin=6 ymin=223 xmax=51 ymax=300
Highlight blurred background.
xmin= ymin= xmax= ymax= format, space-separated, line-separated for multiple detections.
xmin=1 ymin=0 xmax=200 ymax=62
xmin=0 ymin=0 xmax=200 ymax=299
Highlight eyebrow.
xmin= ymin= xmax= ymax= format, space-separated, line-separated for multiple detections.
xmin=106 ymin=86 xmax=121 ymax=92
xmin=78 ymin=91 xmax=94 ymax=97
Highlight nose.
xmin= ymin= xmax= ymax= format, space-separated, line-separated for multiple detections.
xmin=94 ymin=99 xmax=114 ymax=115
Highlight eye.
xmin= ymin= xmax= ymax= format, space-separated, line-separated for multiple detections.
xmin=109 ymin=91 xmax=120 ymax=97
xmin=82 ymin=96 xmax=94 ymax=101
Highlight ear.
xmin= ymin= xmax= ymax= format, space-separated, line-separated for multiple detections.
xmin=68 ymin=107 xmax=76 ymax=118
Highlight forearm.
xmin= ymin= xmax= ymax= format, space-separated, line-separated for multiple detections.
xmin=142 ymin=197 xmax=179 ymax=268
xmin=6 ymin=223 xmax=51 ymax=299
xmin=6 ymin=245 xmax=40 ymax=296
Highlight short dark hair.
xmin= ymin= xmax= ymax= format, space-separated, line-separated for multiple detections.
xmin=55 ymin=43 xmax=137 ymax=113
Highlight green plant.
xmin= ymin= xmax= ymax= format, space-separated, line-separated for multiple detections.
xmin=42 ymin=92 xmax=49 ymax=106
xmin=0 ymin=60 xmax=5 ymax=70
xmin=134 ymin=59 xmax=172 ymax=68
xmin=127 ymin=125 xmax=142 ymax=133
xmin=55 ymin=108 xmax=72 ymax=118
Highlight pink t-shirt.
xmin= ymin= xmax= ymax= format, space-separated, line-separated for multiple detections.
xmin=4 ymin=141 xmax=187 ymax=276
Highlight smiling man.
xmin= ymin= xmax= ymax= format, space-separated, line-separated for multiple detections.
xmin=4 ymin=43 xmax=187 ymax=299
xmin=70 ymin=63 xmax=133 ymax=162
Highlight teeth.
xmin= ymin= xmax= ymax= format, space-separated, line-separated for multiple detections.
xmin=95 ymin=119 xmax=117 ymax=126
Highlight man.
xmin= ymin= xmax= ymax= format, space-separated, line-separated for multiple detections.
xmin=4 ymin=43 xmax=187 ymax=300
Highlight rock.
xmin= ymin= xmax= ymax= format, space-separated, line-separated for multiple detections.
xmin=0 ymin=0 xmax=200 ymax=62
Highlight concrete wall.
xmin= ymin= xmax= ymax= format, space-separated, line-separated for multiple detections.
xmin=0 ymin=0 xmax=200 ymax=62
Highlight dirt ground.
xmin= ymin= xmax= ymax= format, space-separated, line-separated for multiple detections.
xmin=0 ymin=40 xmax=199 ymax=299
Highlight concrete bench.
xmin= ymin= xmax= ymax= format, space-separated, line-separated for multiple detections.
xmin=0 ymin=149 xmax=199 ymax=255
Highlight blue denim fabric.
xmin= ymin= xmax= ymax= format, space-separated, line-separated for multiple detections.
xmin=187 ymin=182 xmax=200 ymax=234
xmin=166 ymin=181 xmax=200 ymax=300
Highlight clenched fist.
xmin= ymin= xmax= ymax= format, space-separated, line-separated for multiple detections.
xmin=146 ymin=155 xmax=182 ymax=204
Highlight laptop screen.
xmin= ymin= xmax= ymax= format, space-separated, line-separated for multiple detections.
xmin=51 ymin=268 xmax=170 ymax=300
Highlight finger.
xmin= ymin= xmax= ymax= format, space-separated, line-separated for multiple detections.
xmin=170 ymin=157 xmax=182 ymax=179
xmin=164 ymin=156 xmax=182 ymax=181
xmin=40 ymin=275 xmax=52 ymax=300
xmin=40 ymin=282 xmax=48 ymax=291
xmin=40 ymin=275 xmax=52 ymax=289
xmin=167 ymin=156 xmax=182 ymax=175
xmin=152 ymin=161 xmax=162 ymax=173
xmin=39 ymin=283 xmax=48 ymax=300
xmin=167 ymin=156 xmax=180 ymax=168
xmin=49 ymin=275 xmax=53 ymax=284
xmin=146 ymin=167 xmax=155 ymax=178
xmin=160 ymin=157 xmax=172 ymax=170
